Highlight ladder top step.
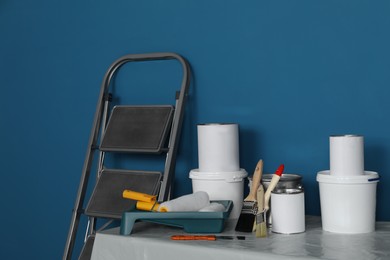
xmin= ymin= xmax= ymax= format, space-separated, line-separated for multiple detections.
xmin=100 ymin=105 xmax=174 ymax=153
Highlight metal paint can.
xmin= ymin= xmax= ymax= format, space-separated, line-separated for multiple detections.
xmin=271 ymin=188 xmax=305 ymax=234
xmin=256 ymin=174 xmax=303 ymax=226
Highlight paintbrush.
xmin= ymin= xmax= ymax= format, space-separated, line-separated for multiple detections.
xmin=235 ymin=159 xmax=263 ymax=232
xmin=261 ymin=164 xmax=284 ymax=234
xmin=264 ymin=164 xmax=284 ymax=212
xmin=255 ymin=184 xmax=267 ymax=237
xmin=171 ymin=235 xmax=246 ymax=241
xmin=252 ymin=164 xmax=264 ymax=232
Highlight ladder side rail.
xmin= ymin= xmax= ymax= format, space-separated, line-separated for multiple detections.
xmin=63 ymin=56 xmax=125 ymax=260
xmin=63 ymin=74 xmax=109 ymax=260
xmin=158 ymin=57 xmax=191 ymax=201
xmin=87 ymin=94 xmax=113 ymax=239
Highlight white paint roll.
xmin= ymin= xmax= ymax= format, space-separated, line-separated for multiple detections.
xmin=199 ymin=202 xmax=226 ymax=212
xmin=197 ymin=123 xmax=240 ymax=172
xmin=330 ymin=135 xmax=364 ymax=176
xmin=158 ymin=191 xmax=210 ymax=212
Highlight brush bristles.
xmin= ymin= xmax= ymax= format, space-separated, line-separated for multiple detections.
xmin=255 ymin=211 xmax=267 ymax=237
xmin=235 ymin=202 xmax=258 ymax=232
xmin=256 ymin=222 xmax=267 ymax=238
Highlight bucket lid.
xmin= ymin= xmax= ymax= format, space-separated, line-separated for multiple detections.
xmin=197 ymin=123 xmax=238 ymax=127
xmin=316 ymin=170 xmax=380 ymax=184
xmin=189 ymin=169 xmax=248 ymax=182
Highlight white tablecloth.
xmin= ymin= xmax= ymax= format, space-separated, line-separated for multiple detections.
xmin=91 ymin=216 xmax=390 ymax=260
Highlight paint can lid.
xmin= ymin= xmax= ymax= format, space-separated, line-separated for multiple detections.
xmin=262 ymin=173 xmax=302 ymax=182
xmin=272 ymin=188 xmax=304 ymax=194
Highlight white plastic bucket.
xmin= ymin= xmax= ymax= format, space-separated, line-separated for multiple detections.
xmin=317 ymin=170 xmax=380 ymax=234
xmin=189 ymin=169 xmax=248 ymax=219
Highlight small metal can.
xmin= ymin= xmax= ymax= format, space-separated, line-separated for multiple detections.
xmin=256 ymin=174 xmax=303 ymax=226
xmin=271 ymin=188 xmax=305 ymax=234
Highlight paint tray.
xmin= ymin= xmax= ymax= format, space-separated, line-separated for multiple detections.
xmin=120 ymin=200 xmax=233 ymax=235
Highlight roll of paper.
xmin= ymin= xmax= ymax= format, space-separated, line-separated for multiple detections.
xmin=158 ymin=191 xmax=210 ymax=212
xmin=330 ymin=135 xmax=364 ymax=176
xmin=197 ymin=123 xmax=240 ymax=172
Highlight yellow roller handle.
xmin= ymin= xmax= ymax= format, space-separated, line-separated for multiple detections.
xmin=136 ymin=201 xmax=160 ymax=211
xmin=123 ymin=190 xmax=156 ymax=203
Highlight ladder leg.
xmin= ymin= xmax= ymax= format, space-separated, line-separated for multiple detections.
xmin=63 ymin=208 xmax=82 ymax=260
xmin=64 ymin=74 xmax=107 ymax=259
xmin=63 ymin=146 xmax=98 ymax=259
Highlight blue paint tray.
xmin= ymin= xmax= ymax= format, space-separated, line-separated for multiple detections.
xmin=120 ymin=200 xmax=233 ymax=235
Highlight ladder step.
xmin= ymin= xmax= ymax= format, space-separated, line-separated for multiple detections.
xmin=85 ymin=169 xmax=161 ymax=219
xmin=100 ymin=106 xmax=174 ymax=153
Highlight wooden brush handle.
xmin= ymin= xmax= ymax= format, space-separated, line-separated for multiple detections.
xmin=264 ymin=164 xmax=284 ymax=210
xmin=264 ymin=174 xmax=281 ymax=210
xmin=245 ymin=159 xmax=263 ymax=201
xmin=257 ymin=184 xmax=264 ymax=210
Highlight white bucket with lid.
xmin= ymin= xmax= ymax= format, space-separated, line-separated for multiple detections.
xmin=189 ymin=168 xmax=248 ymax=219
xmin=317 ymin=170 xmax=380 ymax=234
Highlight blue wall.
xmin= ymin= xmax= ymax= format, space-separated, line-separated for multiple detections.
xmin=1 ymin=1 xmax=389 ymax=259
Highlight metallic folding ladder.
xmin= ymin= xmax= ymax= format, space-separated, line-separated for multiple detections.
xmin=63 ymin=53 xmax=191 ymax=260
